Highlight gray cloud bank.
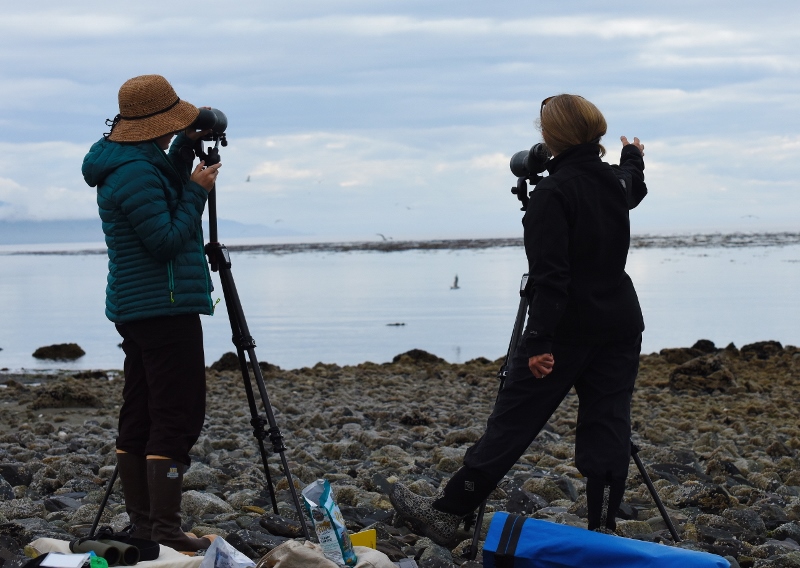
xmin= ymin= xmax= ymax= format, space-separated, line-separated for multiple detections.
xmin=0 ymin=1 xmax=798 ymax=240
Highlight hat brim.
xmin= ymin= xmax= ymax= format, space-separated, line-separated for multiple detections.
xmin=108 ymin=100 xmax=199 ymax=143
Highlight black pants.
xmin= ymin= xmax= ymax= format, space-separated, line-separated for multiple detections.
xmin=115 ymin=314 xmax=206 ymax=465
xmin=463 ymin=334 xmax=641 ymax=486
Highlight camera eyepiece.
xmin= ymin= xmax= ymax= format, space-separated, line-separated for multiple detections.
xmin=510 ymin=143 xmax=551 ymax=178
xmin=191 ymin=108 xmax=227 ymax=135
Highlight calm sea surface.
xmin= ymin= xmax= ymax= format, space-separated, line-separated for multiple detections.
xmin=1 ymin=243 xmax=799 ymax=372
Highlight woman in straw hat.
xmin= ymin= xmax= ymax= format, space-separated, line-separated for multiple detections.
xmin=390 ymin=94 xmax=647 ymax=547
xmin=82 ymin=74 xmax=221 ymax=553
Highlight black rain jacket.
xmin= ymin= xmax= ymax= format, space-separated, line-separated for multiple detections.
xmin=523 ymin=143 xmax=647 ymax=357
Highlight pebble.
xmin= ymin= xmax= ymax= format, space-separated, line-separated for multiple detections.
xmin=0 ymin=340 xmax=798 ymax=567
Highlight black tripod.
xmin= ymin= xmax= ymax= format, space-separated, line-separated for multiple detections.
xmin=200 ymin=138 xmax=311 ymax=539
xmin=463 ymin=274 xmax=680 ymax=561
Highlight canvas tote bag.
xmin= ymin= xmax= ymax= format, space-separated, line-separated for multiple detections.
xmin=256 ymin=540 xmax=394 ymax=568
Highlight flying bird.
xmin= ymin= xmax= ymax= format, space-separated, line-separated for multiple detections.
xmin=451 ymin=275 xmax=460 ymax=290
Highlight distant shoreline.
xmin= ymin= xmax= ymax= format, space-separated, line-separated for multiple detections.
xmin=4 ymin=231 xmax=800 ymax=256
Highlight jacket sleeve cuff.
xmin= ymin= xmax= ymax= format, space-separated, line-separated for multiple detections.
xmin=620 ymin=144 xmax=643 ymax=159
xmin=186 ymin=181 xmax=208 ymax=212
xmin=524 ymin=337 xmax=553 ymax=358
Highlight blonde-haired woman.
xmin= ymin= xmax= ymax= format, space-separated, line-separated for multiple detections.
xmin=391 ymin=94 xmax=647 ymax=546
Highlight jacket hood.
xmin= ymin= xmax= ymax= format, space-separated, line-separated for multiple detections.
xmin=82 ymin=137 xmax=163 ymax=188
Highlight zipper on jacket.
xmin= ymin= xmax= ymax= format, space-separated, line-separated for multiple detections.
xmin=199 ymin=233 xmax=214 ymax=313
xmin=167 ymin=260 xmax=175 ymax=303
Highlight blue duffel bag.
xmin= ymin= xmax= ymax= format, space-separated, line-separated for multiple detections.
xmin=483 ymin=512 xmax=730 ymax=568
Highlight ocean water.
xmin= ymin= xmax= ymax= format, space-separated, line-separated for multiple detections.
xmin=1 ymin=243 xmax=798 ymax=372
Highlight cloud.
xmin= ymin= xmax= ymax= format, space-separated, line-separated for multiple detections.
xmin=1 ymin=1 xmax=800 ymax=237
xmin=251 ymin=162 xmax=317 ymax=181
xmin=0 ymin=141 xmax=95 ymax=221
xmin=2 ymin=122 xmax=799 ymax=236
xmin=469 ymin=153 xmax=508 ymax=171
xmin=0 ymin=13 xmax=131 ymax=40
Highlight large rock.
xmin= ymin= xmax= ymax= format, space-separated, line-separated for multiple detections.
xmin=505 ymin=485 xmax=548 ymax=516
xmin=723 ymin=508 xmax=767 ymax=535
xmin=0 ymin=517 xmax=71 ymax=543
xmin=667 ymin=482 xmax=737 ymax=513
xmin=392 ymin=349 xmax=446 ymax=365
xmin=522 ymin=477 xmax=568 ymax=504
xmin=210 ymin=352 xmax=241 ymax=371
xmin=691 ymin=340 xmax=718 ymax=354
xmin=32 ymin=343 xmax=85 ymax=361
xmin=753 ymin=499 xmax=791 ymax=530
xmin=0 ymin=477 xmax=14 ymax=500
xmin=181 ymin=490 xmax=235 ymax=517
xmin=30 ymin=379 xmax=102 ymax=409
xmin=69 ymin=503 xmax=114 ymax=525
xmin=740 ymin=340 xmax=783 ymax=360
xmin=773 ymin=522 xmax=800 ymax=543
xmin=259 ymin=513 xmax=305 ymax=538
xmin=183 ymin=462 xmax=219 ymax=491
xmin=415 ymin=537 xmax=454 ymax=567
xmin=225 ymin=529 xmax=288 ymax=559
xmin=660 ymin=347 xmax=704 ymax=365
xmin=669 ymin=355 xmax=737 ymax=392
xmin=0 ymin=499 xmax=45 ymax=520
xmin=0 ymin=465 xmax=32 ymax=487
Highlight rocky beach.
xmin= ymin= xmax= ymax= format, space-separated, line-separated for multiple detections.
xmin=1 ymin=340 xmax=799 ymax=568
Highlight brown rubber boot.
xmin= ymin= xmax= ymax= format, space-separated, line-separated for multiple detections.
xmin=147 ymin=459 xmax=211 ymax=553
xmin=116 ymin=452 xmax=152 ymax=539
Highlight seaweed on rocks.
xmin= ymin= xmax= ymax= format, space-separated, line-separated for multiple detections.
xmin=0 ymin=340 xmax=798 ymax=567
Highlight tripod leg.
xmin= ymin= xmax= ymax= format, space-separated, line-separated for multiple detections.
xmin=247 ymin=342 xmax=311 ymax=538
xmin=631 ymin=443 xmax=681 ymax=542
xmin=235 ymin=345 xmax=279 ymax=514
xmin=205 ymin=186 xmax=308 ymax=536
xmin=89 ymin=464 xmax=118 ymax=538
xmin=467 ymin=274 xmax=529 ymax=560
xmin=495 ymin=276 xmax=530 ymax=390
xmin=466 ymin=501 xmax=487 ymax=561
xmin=217 ymin=268 xmax=280 ymax=515
xmin=216 ymin=262 xmax=310 ymax=539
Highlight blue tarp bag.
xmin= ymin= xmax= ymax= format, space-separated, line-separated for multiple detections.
xmin=483 ymin=512 xmax=730 ymax=568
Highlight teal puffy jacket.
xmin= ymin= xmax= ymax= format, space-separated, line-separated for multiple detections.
xmin=82 ymin=134 xmax=214 ymax=323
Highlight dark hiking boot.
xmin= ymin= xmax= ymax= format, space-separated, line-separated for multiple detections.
xmin=147 ymin=459 xmax=211 ymax=554
xmin=116 ymin=452 xmax=152 ymax=539
xmin=432 ymin=466 xmax=495 ymax=516
xmin=586 ymin=477 xmax=626 ymax=532
xmin=591 ymin=527 xmax=618 ymax=535
xmin=389 ymin=482 xmax=462 ymax=548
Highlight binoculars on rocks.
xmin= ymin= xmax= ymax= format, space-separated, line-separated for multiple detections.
xmin=70 ymin=539 xmax=139 ymax=567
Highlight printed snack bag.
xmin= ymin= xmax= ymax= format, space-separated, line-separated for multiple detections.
xmin=301 ymin=479 xmax=358 ymax=567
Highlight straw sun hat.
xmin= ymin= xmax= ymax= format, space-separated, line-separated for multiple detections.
xmin=106 ymin=75 xmax=199 ymax=143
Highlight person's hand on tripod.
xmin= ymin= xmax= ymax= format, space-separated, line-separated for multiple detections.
xmin=191 ymin=161 xmax=221 ymax=192
xmin=529 ymin=353 xmax=554 ymax=379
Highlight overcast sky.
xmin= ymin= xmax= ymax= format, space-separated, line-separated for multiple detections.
xmin=1 ymin=1 xmax=798 ymax=240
